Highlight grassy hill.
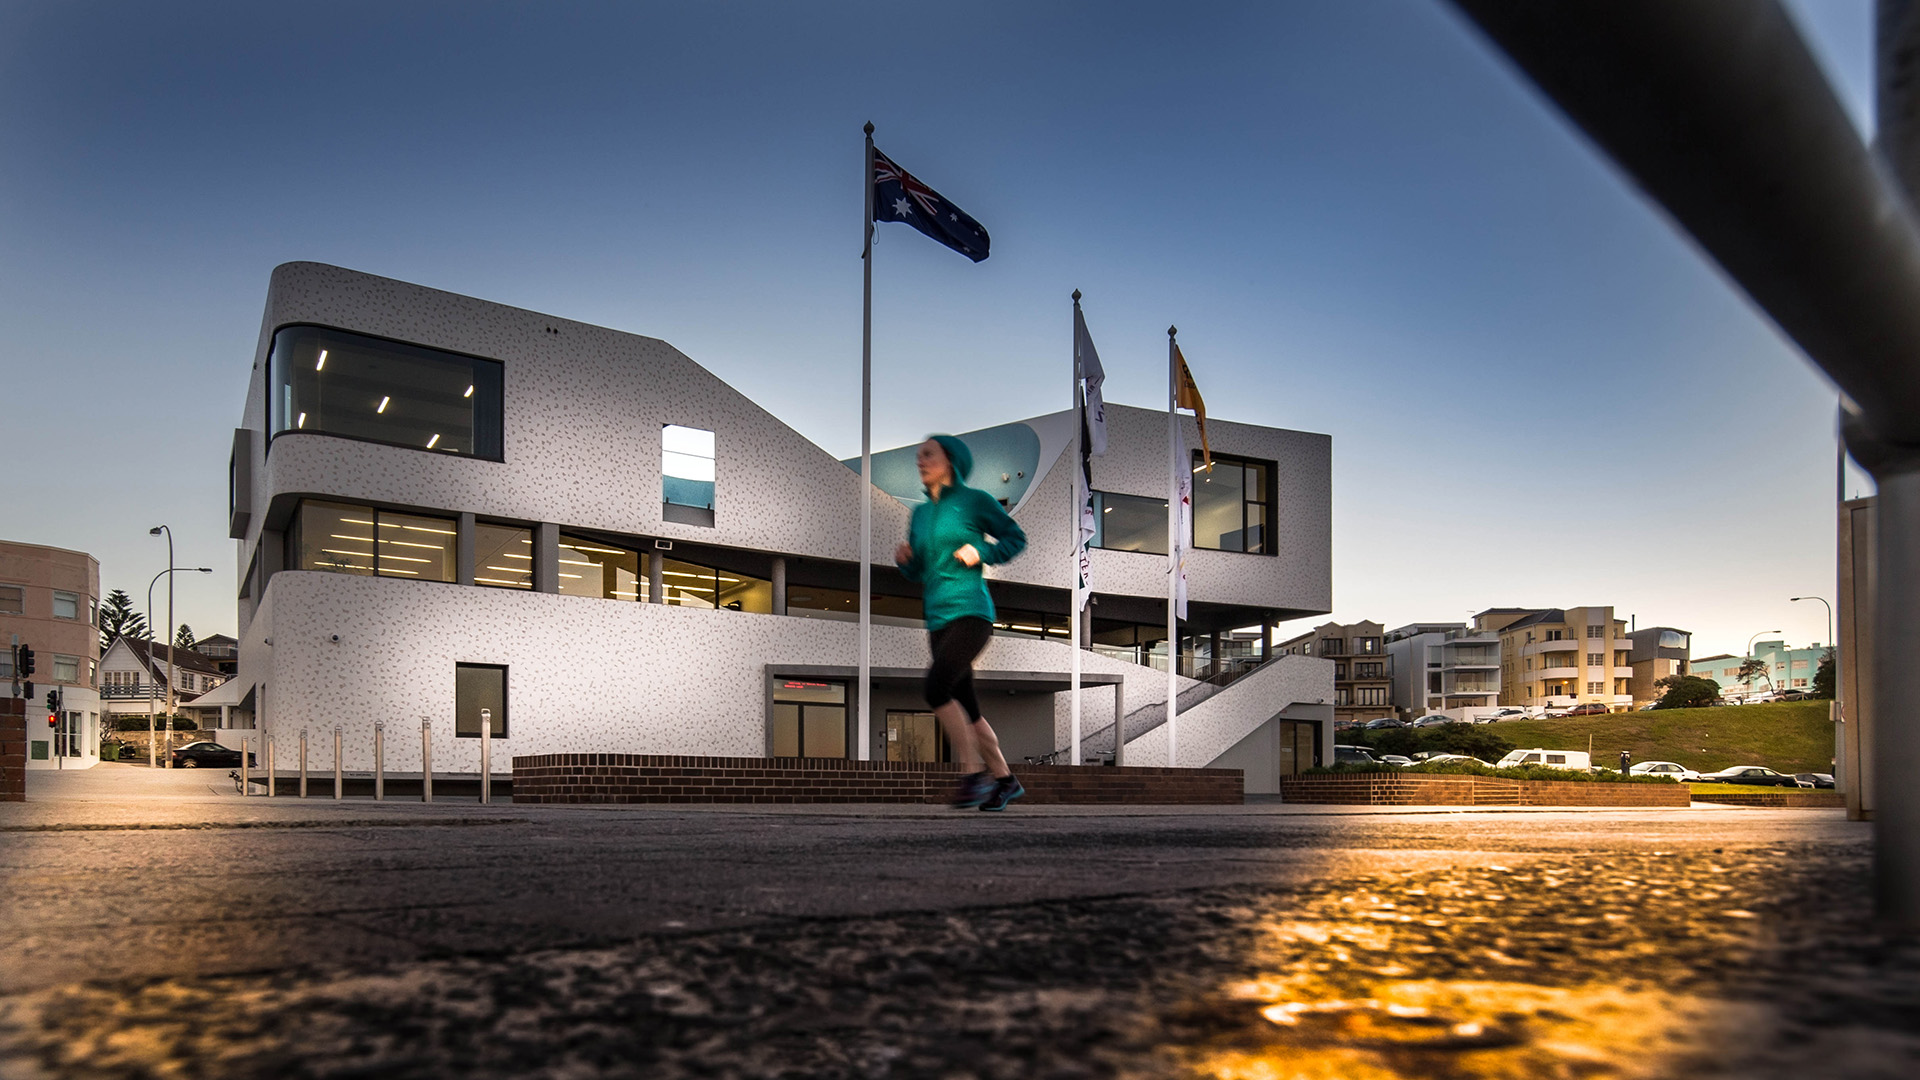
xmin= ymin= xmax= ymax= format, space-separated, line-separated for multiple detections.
xmin=1485 ymin=701 xmax=1834 ymax=775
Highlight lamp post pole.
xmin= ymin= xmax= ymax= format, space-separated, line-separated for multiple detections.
xmin=1790 ymin=595 xmax=1834 ymax=693
xmin=144 ymin=526 xmax=211 ymax=769
xmin=1747 ymin=629 xmax=1781 ymax=699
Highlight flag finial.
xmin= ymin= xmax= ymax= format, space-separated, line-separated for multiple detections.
xmin=863 ymin=121 xmax=874 ymax=135
xmin=1072 ymin=289 xmax=1082 ymax=302
xmin=1168 ymin=325 xmax=1178 ymax=337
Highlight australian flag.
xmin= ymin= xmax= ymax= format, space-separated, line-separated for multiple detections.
xmin=872 ymin=147 xmax=990 ymax=262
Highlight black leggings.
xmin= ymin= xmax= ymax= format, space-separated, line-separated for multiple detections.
xmin=924 ymin=617 xmax=992 ymax=722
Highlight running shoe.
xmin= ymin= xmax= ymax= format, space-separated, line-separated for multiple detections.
xmin=978 ymin=774 xmax=1025 ymax=812
xmin=951 ymin=771 xmax=993 ymax=808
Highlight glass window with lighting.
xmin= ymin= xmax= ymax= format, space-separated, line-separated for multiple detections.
xmin=267 ymin=325 xmax=504 ymax=460
xmin=658 ymin=558 xmax=771 ymax=612
xmin=1089 ymin=490 xmax=1169 ymax=554
xmin=770 ymin=678 xmax=847 ymax=758
xmin=558 ymin=535 xmax=645 ymax=601
xmin=1191 ymin=452 xmax=1273 ymax=553
xmin=473 ymin=523 xmax=534 ymax=590
xmin=291 ymin=501 xmax=456 ymax=582
xmin=663 ymin=425 xmax=716 ymax=524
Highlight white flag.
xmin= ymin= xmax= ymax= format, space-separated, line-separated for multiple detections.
xmin=1076 ymin=486 xmax=1096 ymax=611
xmin=1174 ymin=426 xmax=1192 ymax=620
xmin=1075 ymin=306 xmax=1107 ymax=457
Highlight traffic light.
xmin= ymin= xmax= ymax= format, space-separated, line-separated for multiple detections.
xmin=47 ymin=714 xmax=56 ymax=729
xmin=16 ymin=644 xmax=33 ymax=676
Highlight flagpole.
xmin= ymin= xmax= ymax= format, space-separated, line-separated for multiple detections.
xmin=1166 ymin=325 xmax=1179 ymax=769
xmin=859 ymin=121 xmax=875 ymax=762
xmin=1070 ymin=290 xmax=1084 ymax=767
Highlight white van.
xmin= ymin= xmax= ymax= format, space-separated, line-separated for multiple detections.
xmin=1494 ymin=748 xmax=1592 ymax=771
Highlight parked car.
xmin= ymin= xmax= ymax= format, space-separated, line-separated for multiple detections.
xmin=1411 ymin=715 xmax=1455 ymax=728
xmin=1628 ymin=761 xmax=1702 ymax=782
xmin=1362 ymin=717 xmax=1410 ymax=730
xmin=1420 ymin=753 xmax=1494 ymax=768
xmin=1379 ymin=754 xmax=1415 ymax=768
xmin=1335 ymin=744 xmax=1380 ymax=765
xmin=170 ymin=742 xmax=256 ymax=769
xmin=1494 ymin=748 xmax=1593 ymax=771
xmin=1564 ymin=703 xmax=1610 ymax=716
xmin=1697 ymin=765 xmax=1799 ymax=787
xmin=1793 ymin=772 xmax=1836 ymax=789
xmin=1479 ymin=708 xmax=1526 ymax=724
xmin=1777 ymin=690 xmax=1813 ymax=702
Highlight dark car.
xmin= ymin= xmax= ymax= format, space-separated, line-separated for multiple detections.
xmin=1699 ymin=765 xmax=1799 ymax=787
xmin=1334 ymin=744 xmax=1380 ymax=765
xmin=1564 ymin=703 xmax=1610 ymax=716
xmin=170 ymin=741 xmax=256 ymax=769
xmin=1362 ymin=717 xmax=1409 ymax=730
xmin=1793 ymin=773 xmax=1836 ymax=789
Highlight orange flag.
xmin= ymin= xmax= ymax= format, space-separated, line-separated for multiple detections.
xmin=1173 ymin=344 xmax=1211 ymax=472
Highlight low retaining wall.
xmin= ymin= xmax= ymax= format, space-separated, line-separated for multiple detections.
xmin=1691 ymin=790 xmax=1845 ymax=808
xmin=1 ymin=698 xmax=24 ymax=802
xmin=1277 ymin=773 xmax=1691 ymax=807
xmin=511 ymin=754 xmax=1242 ymax=805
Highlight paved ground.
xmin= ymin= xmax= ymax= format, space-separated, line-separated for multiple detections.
xmin=0 ymin=765 xmax=1913 ymax=1078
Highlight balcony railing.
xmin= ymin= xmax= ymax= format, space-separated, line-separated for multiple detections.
xmin=100 ymin=684 xmax=160 ymax=700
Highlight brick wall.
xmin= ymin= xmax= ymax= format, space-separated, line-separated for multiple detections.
xmin=511 ymin=754 xmax=1242 ymax=805
xmin=1692 ymin=790 xmax=1845 ymax=809
xmin=1 ymin=698 xmax=24 ymax=802
xmin=1277 ymin=773 xmax=1691 ymax=807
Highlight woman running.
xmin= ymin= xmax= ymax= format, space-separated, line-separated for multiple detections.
xmin=894 ymin=435 xmax=1029 ymax=810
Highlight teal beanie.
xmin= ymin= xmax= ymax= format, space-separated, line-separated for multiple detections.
xmin=929 ymin=434 xmax=973 ymax=483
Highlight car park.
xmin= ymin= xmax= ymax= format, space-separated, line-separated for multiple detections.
xmin=1335 ymin=744 xmax=1380 ymax=765
xmin=1697 ymin=765 xmax=1799 ymax=787
xmin=1494 ymin=748 xmax=1593 ymax=771
xmin=1793 ymin=772 xmax=1836 ymax=789
xmin=169 ymin=742 xmax=256 ymax=769
xmin=1628 ymin=761 xmax=1701 ymax=782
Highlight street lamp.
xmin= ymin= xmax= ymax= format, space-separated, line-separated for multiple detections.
xmin=146 ymin=524 xmax=211 ymax=769
xmin=1746 ymin=629 xmax=1782 ymax=699
xmin=1790 ymin=596 xmax=1834 ymax=695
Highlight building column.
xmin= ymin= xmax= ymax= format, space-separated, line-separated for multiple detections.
xmin=771 ymin=556 xmax=787 ymax=615
xmin=649 ymin=548 xmax=665 ymax=604
xmin=534 ymin=523 xmax=559 ymax=594
xmin=456 ymin=513 xmax=476 ymax=586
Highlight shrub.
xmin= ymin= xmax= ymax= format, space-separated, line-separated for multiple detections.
xmin=114 ymin=715 xmax=195 ymax=731
xmin=1350 ymin=723 xmax=1516 ymax=761
xmin=1653 ymin=675 xmax=1722 ymax=710
xmin=1306 ymin=759 xmax=1676 ymax=784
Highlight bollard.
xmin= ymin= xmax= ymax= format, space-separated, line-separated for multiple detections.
xmin=267 ymin=740 xmax=276 ymax=798
xmin=374 ymin=721 xmax=385 ymax=801
xmin=333 ymin=725 xmax=343 ymax=800
xmin=241 ymin=737 xmax=250 ymax=796
xmin=299 ymin=728 xmax=309 ymax=798
xmin=479 ymin=707 xmax=492 ymax=805
xmin=421 ymin=717 xmax=433 ymax=804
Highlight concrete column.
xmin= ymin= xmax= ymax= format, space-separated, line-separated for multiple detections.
xmin=535 ymin=523 xmax=559 ymax=594
xmin=648 ymin=548 xmax=665 ymax=604
xmin=456 ymin=513 xmax=476 ymax=586
xmin=771 ymin=556 xmax=787 ymax=615
xmin=1112 ymin=679 xmax=1125 ymax=767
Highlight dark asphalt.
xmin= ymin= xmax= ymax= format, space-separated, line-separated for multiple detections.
xmin=0 ymin=772 xmax=1910 ymax=1078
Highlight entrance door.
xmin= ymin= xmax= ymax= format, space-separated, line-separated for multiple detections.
xmin=770 ymin=679 xmax=848 ymax=758
xmin=1277 ymin=719 xmax=1320 ymax=776
xmin=885 ymin=711 xmax=945 ymax=763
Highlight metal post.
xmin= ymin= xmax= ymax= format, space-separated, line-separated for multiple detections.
xmin=298 ymin=727 xmax=308 ymax=798
xmin=240 ymin=737 xmax=250 ymax=796
xmin=266 ymin=739 xmax=275 ymax=798
xmin=1112 ymin=679 xmax=1126 ymax=767
xmin=374 ymin=721 xmax=385 ymax=801
xmin=857 ymin=121 xmax=875 ymax=762
xmin=333 ymin=725 xmax=342 ymax=801
xmin=421 ymin=717 xmax=432 ymax=803
xmin=479 ymin=707 xmax=492 ymax=805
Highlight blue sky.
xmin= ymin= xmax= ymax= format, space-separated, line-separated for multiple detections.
xmin=0 ymin=1 xmax=1871 ymax=657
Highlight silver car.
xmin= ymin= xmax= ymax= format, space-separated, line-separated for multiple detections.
xmin=1627 ymin=760 xmax=1701 ymax=782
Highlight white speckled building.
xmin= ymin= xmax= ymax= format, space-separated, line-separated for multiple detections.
xmin=225 ymin=263 xmax=1335 ymax=789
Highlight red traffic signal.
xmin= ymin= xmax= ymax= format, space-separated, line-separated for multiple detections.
xmin=47 ymin=715 xmax=57 ymax=728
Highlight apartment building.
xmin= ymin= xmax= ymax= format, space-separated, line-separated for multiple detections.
xmin=1690 ymin=639 xmax=1827 ymax=701
xmin=1277 ymin=620 xmax=1391 ymax=726
xmin=0 ymin=540 xmax=103 ymax=768
xmin=1627 ymin=626 xmax=1692 ymax=704
xmin=1494 ymin=605 xmax=1633 ymax=711
xmin=1384 ymin=621 xmax=1502 ymax=718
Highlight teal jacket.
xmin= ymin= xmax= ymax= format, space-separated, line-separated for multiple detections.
xmin=897 ymin=482 xmax=1028 ymax=630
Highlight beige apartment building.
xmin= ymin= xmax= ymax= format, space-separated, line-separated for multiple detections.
xmin=1278 ymin=620 xmax=1392 ymax=726
xmin=0 ymin=539 xmax=103 ymax=767
xmin=1491 ymin=605 xmax=1633 ymax=712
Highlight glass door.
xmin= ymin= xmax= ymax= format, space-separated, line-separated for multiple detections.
xmin=770 ymin=679 xmax=848 ymax=758
xmin=885 ymin=711 xmax=945 ymax=763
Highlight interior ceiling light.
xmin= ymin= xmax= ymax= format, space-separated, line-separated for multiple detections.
xmin=426 ymin=434 xmax=441 ymax=449
xmin=315 ymin=350 xmax=327 ymax=371
xmin=376 ymin=396 xmax=390 ymax=414
xmin=296 ymin=412 xmax=306 ymax=428
xmin=464 ymin=385 xmax=474 ymax=398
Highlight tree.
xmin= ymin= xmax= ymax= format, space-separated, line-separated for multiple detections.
xmin=1736 ymin=656 xmax=1773 ymax=694
xmin=174 ymin=623 xmax=197 ymax=651
xmin=98 ymin=589 xmax=149 ymax=653
xmin=1653 ymin=674 xmax=1722 ymax=710
xmin=1813 ymin=648 xmax=1836 ymax=699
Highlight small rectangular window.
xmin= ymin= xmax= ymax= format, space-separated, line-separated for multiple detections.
xmin=663 ymin=425 xmax=716 ymax=520
xmin=1587 ymin=653 xmax=1604 ymax=666
xmin=770 ymin=679 xmax=847 ymax=758
xmin=1587 ymin=681 xmax=1604 ymax=694
xmin=90 ymin=597 xmax=99 ymax=627
xmin=1586 ymin=625 xmax=1604 ymax=638
xmin=0 ymin=585 xmax=20 ymax=615
xmin=474 ymin=523 xmax=535 ymax=590
xmin=1191 ymin=452 xmax=1274 ymax=553
xmin=52 ymin=591 xmax=79 ymax=619
xmin=1546 ymin=754 xmax=1566 ymax=764
xmin=53 ymin=655 xmax=80 ymax=682
xmin=455 ymin=663 xmax=507 ymax=738
xmin=1090 ymin=490 xmax=1171 ymax=554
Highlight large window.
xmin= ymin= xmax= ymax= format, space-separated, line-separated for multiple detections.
xmin=268 ymin=325 xmax=504 ymax=460
xmin=660 ymin=558 xmax=770 ymax=612
xmin=771 ymin=678 xmax=847 ymax=758
xmin=292 ymin=501 xmax=457 ymax=582
xmin=559 ymin=535 xmax=644 ymax=600
xmin=455 ymin=663 xmax=507 ymax=738
xmin=1090 ymin=490 xmax=1169 ymax=554
xmin=53 ymin=655 xmax=80 ymax=683
xmin=474 ymin=524 xmax=534 ymax=590
xmin=663 ymin=425 xmax=715 ymax=524
xmin=1191 ymin=453 xmax=1272 ymax=553
xmin=786 ymin=585 xmax=920 ymax=625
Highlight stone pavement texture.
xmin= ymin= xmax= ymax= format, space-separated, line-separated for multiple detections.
xmin=0 ymin=765 xmax=1914 ymax=1079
